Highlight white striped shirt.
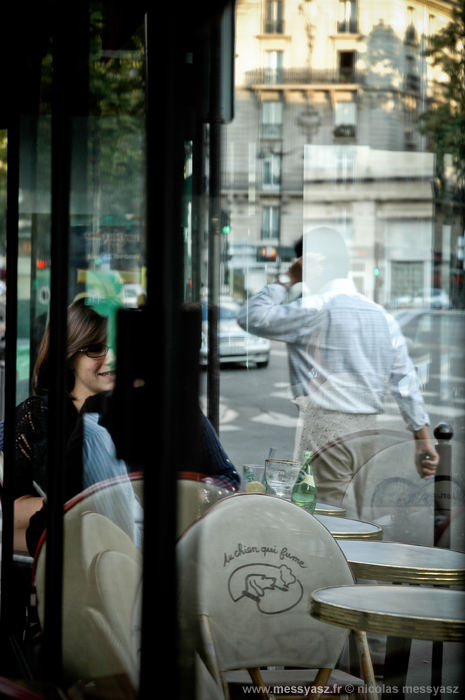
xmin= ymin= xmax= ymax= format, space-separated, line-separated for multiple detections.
xmin=238 ymin=279 xmax=429 ymax=432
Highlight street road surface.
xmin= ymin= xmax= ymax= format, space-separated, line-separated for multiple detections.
xmin=201 ymin=341 xmax=299 ymax=473
xmin=201 ymin=328 xmax=465 ymax=483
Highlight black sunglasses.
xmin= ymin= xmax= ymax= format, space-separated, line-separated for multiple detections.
xmin=79 ymin=344 xmax=109 ymax=359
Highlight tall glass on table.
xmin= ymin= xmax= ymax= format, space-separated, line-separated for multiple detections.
xmin=265 ymin=459 xmax=301 ymax=499
xmin=243 ymin=464 xmax=267 ymax=493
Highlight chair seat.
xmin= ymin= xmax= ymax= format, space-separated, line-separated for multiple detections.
xmin=225 ymin=667 xmax=365 ymax=692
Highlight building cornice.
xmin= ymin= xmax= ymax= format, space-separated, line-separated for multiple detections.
xmin=409 ymin=0 xmax=458 ymax=16
xmin=254 ymin=33 xmax=292 ymax=42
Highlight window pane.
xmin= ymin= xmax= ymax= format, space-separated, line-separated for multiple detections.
xmin=220 ymin=0 xmax=465 ymax=566
xmin=261 ymin=206 xmax=280 ymax=239
xmin=262 ymin=102 xmax=283 ymax=138
xmin=262 ymin=154 xmax=281 ymax=187
xmin=265 ymin=0 xmax=284 ymax=33
xmin=334 ymin=102 xmax=357 ymax=125
xmin=265 ymin=51 xmax=283 ymax=83
xmin=338 ymin=0 xmax=357 ymax=33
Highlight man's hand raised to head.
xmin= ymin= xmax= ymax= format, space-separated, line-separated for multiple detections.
xmin=285 ymin=257 xmax=305 ymax=286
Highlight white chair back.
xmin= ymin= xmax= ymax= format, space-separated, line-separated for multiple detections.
xmin=87 ymin=550 xmax=142 ymax=674
xmin=177 ymin=478 xmax=227 ymax=538
xmin=64 ymin=475 xmax=140 ymax=543
xmin=34 ymin=502 xmax=142 ymax=686
xmin=178 ymin=493 xmax=355 ymax=681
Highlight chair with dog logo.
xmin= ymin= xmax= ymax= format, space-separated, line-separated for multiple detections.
xmin=177 ymin=492 xmax=378 ymax=700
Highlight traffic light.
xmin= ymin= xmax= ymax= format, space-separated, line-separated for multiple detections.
xmin=221 ymin=210 xmax=231 ymax=234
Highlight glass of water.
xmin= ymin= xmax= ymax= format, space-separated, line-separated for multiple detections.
xmin=265 ymin=459 xmax=301 ymax=499
xmin=243 ymin=464 xmax=266 ymax=492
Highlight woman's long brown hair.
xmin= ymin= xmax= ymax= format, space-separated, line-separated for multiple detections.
xmin=32 ymin=299 xmax=108 ymax=395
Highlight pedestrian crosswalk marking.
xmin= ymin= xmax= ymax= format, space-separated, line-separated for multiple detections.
xmin=251 ymin=412 xmax=298 ymax=428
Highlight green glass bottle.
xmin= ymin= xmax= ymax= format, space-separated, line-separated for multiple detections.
xmin=291 ymin=450 xmax=317 ymax=513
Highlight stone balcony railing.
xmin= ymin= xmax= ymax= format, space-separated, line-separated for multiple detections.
xmin=244 ymin=68 xmax=435 ymax=97
xmin=245 ymin=68 xmax=367 ymax=88
xmin=222 ymin=172 xmax=304 ymax=192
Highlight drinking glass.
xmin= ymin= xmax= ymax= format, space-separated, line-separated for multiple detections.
xmin=243 ymin=464 xmax=266 ymax=493
xmin=265 ymin=459 xmax=300 ymax=499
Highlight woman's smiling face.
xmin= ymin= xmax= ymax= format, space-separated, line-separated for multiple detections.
xmin=69 ymin=347 xmax=116 ymax=404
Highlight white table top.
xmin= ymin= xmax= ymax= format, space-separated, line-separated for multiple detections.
xmin=315 ymin=514 xmax=383 ymax=540
xmin=310 ymin=584 xmax=465 ymax=642
xmin=337 ymin=540 xmax=465 ymax=585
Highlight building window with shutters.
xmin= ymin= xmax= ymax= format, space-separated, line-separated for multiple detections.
xmin=337 ymin=0 xmax=357 ymax=33
xmin=262 ymin=153 xmax=281 ymax=189
xmin=262 ymin=101 xmax=283 ymax=139
xmin=265 ymin=1 xmax=284 ymax=34
xmin=334 ymin=101 xmax=357 ymax=138
xmin=265 ymin=50 xmax=283 ymax=84
xmin=261 ymin=206 xmax=280 ymax=239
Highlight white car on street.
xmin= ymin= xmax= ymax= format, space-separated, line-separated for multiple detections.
xmin=200 ymin=298 xmax=270 ymax=368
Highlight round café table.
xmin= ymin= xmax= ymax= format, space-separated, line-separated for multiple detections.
xmin=337 ymin=540 xmax=465 ymax=586
xmin=314 ymin=502 xmax=346 ymax=518
xmin=310 ymin=584 xmax=465 ymax=642
xmin=315 ymin=514 xmax=383 ymax=540
xmin=336 ymin=541 xmax=465 ymax=700
xmin=311 ymin=584 xmax=465 ymax=700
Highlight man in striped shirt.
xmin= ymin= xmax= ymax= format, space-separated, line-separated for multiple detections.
xmin=238 ymin=228 xmax=439 ymax=514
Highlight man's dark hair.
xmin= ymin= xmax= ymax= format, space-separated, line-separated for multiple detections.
xmin=294 ymin=236 xmax=303 ymax=258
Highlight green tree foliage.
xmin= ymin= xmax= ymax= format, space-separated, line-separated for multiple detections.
xmin=87 ymin=8 xmax=146 ymax=219
xmin=418 ymin=0 xmax=465 ymax=200
xmin=36 ymin=5 xmax=146 ymax=218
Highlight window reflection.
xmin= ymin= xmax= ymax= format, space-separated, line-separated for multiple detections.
xmin=215 ymin=0 xmax=464 ymax=555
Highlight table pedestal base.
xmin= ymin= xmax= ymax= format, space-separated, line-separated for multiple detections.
xmin=431 ymin=641 xmax=443 ymax=700
xmin=382 ymin=636 xmax=412 ymax=700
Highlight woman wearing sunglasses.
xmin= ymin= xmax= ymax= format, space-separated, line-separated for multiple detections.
xmin=13 ymin=298 xmax=115 ymax=551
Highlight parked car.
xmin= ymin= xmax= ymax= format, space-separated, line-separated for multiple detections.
xmin=200 ymin=298 xmax=270 ymax=368
xmin=388 ymin=288 xmax=450 ymax=310
xmin=412 ymin=288 xmax=450 ymax=309
xmin=119 ymin=284 xmax=146 ymax=308
xmin=392 ymin=307 xmax=465 ymax=392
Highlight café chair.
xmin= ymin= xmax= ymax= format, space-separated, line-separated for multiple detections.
xmin=309 ymin=428 xmax=413 ymax=521
xmin=63 ymin=473 xmax=141 ymax=543
xmin=341 ymin=429 xmax=465 ymax=541
xmin=177 ymin=474 xmax=230 ymax=538
xmin=0 ymin=676 xmax=65 ymax=700
xmin=86 ymin=549 xmax=142 ymax=679
xmin=129 ymin=578 xmax=143 ymax=690
xmin=33 ymin=484 xmax=142 ymax=687
xmin=130 ymin=471 xmax=144 ymax=504
xmin=195 ymin=653 xmax=227 ymax=700
xmin=178 ymin=493 xmax=378 ymax=700
xmin=369 ymin=473 xmax=465 ymax=549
